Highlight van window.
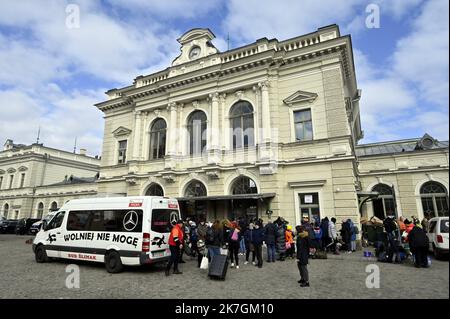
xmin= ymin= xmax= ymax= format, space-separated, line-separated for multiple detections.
xmin=68 ymin=210 xmax=143 ymax=232
xmin=441 ymin=220 xmax=449 ymax=233
xmin=152 ymin=209 xmax=178 ymax=233
xmin=47 ymin=211 xmax=65 ymax=230
xmin=67 ymin=211 xmax=91 ymax=231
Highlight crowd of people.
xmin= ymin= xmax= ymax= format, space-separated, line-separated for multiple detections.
xmin=374 ymin=213 xmax=431 ymax=268
xmin=165 ymin=214 xmax=363 ymax=287
xmin=165 ymin=213 xmax=433 ymax=286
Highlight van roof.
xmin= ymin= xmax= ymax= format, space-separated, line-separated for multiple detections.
xmin=61 ymin=196 xmax=176 ymax=207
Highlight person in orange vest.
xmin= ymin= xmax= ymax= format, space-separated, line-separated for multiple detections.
xmin=165 ymin=219 xmax=184 ymax=276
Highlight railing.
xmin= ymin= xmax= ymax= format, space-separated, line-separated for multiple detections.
xmin=276 ymin=35 xmax=321 ymax=52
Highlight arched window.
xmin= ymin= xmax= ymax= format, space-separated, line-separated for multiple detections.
xmin=184 ymin=180 xmax=207 ymax=198
xmin=37 ymin=202 xmax=44 ymax=219
xmin=230 ymin=101 xmax=254 ymax=149
xmin=231 ymin=176 xmax=258 ymax=195
xmin=149 ymin=118 xmax=167 ymax=160
xmin=3 ymin=203 xmax=9 ymax=219
xmin=371 ymin=184 xmax=396 ymax=219
xmin=420 ymin=181 xmax=449 ymax=217
xmin=50 ymin=201 xmax=58 ymax=212
xmin=145 ymin=183 xmax=164 ymax=196
xmin=187 ymin=111 xmax=207 ymax=156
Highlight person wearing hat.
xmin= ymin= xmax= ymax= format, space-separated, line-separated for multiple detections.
xmin=296 ymin=225 xmax=311 ymax=287
xmin=165 ymin=220 xmax=184 ymax=276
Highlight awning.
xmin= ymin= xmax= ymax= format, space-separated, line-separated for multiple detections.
xmin=176 ymin=193 xmax=276 ymax=202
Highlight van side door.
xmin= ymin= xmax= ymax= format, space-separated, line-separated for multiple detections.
xmin=44 ymin=211 xmax=66 ymax=258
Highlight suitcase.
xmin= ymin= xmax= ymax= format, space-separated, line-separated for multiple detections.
xmin=208 ymin=255 xmax=229 ymax=280
xmin=313 ymin=250 xmax=328 ymax=259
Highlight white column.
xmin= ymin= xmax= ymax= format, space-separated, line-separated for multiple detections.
xmin=140 ymin=111 xmax=149 ymax=160
xmin=132 ymin=111 xmax=142 ymax=160
xmin=179 ymin=105 xmax=185 ymax=156
xmin=259 ymin=81 xmax=271 ymax=143
xmin=209 ymin=92 xmax=220 ymax=150
xmin=168 ymin=103 xmax=178 ymax=156
xmin=219 ymin=93 xmax=227 ymax=150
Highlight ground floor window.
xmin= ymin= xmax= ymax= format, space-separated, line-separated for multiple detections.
xmin=420 ymin=181 xmax=449 ymax=218
xmin=299 ymin=193 xmax=320 ymax=224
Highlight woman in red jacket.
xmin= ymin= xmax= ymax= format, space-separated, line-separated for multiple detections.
xmin=165 ymin=220 xmax=184 ymax=276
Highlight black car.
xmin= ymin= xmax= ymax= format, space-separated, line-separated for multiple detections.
xmin=0 ymin=220 xmax=19 ymax=234
xmin=15 ymin=218 xmax=41 ymax=235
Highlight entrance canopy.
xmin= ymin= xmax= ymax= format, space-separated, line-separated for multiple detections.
xmin=176 ymin=193 xmax=276 ymax=202
xmin=357 ymin=191 xmax=380 ymax=216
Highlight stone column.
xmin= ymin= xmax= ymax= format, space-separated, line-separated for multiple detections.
xmin=219 ymin=93 xmax=227 ymax=150
xmin=209 ymin=92 xmax=220 ymax=150
xmin=132 ymin=111 xmax=142 ymax=160
xmin=259 ymin=81 xmax=271 ymax=143
xmin=167 ymin=102 xmax=178 ymax=156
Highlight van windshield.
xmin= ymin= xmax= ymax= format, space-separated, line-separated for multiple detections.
xmin=441 ymin=219 xmax=449 ymax=233
xmin=152 ymin=209 xmax=178 ymax=233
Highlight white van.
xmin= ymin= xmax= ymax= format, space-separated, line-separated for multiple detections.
xmin=32 ymin=196 xmax=181 ymax=273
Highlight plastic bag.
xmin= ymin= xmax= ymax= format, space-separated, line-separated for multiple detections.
xmin=200 ymin=256 xmax=209 ymax=270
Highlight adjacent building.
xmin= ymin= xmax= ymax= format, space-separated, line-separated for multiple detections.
xmin=0 ymin=140 xmax=100 ymax=219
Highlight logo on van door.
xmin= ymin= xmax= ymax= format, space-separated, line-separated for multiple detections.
xmin=123 ymin=211 xmax=139 ymax=231
xmin=170 ymin=211 xmax=178 ymax=226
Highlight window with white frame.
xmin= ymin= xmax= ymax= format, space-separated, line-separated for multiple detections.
xmin=294 ymin=109 xmax=313 ymax=141
xmin=149 ymin=118 xmax=167 ymax=160
xmin=230 ymin=101 xmax=255 ymax=150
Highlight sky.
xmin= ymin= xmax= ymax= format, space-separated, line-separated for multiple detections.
xmin=0 ymin=0 xmax=448 ymax=156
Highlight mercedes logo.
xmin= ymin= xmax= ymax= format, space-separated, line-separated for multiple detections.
xmin=123 ymin=211 xmax=138 ymax=231
xmin=170 ymin=211 xmax=178 ymax=225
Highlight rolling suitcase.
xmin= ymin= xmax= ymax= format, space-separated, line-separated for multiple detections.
xmin=208 ymin=254 xmax=229 ymax=280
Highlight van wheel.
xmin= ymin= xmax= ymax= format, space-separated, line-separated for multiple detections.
xmin=35 ymin=245 xmax=49 ymax=263
xmin=105 ymin=251 xmax=124 ymax=273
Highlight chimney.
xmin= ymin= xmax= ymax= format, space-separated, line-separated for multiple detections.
xmin=79 ymin=148 xmax=87 ymax=156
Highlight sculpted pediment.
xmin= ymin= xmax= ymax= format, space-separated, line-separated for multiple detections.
xmin=112 ymin=126 xmax=132 ymax=137
xmin=283 ymin=90 xmax=318 ymax=106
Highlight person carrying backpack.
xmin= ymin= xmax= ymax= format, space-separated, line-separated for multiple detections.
xmin=383 ymin=214 xmax=400 ymax=263
xmin=205 ymin=220 xmax=222 ymax=261
xmin=227 ymin=222 xmax=242 ymax=269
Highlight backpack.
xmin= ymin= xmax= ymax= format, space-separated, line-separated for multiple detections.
xmin=206 ymin=227 xmax=214 ymax=242
xmin=190 ymin=227 xmax=198 ymax=241
xmin=353 ymin=226 xmax=359 ymax=235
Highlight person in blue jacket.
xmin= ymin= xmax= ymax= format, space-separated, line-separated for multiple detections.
xmin=313 ymin=222 xmax=323 ymax=249
xmin=244 ymin=223 xmax=256 ymax=265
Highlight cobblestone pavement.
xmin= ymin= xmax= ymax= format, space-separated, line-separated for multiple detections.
xmin=0 ymin=234 xmax=448 ymax=299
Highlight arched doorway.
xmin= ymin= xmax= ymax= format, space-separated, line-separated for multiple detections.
xmin=420 ymin=181 xmax=449 ymax=218
xmin=230 ymin=176 xmax=258 ymax=221
xmin=181 ymin=180 xmax=207 ymax=221
xmin=371 ymin=184 xmax=396 ymax=220
xmin=145 ymin=183 xmax=164 ymax=196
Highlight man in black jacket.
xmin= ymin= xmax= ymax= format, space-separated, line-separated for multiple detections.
xmin=296 ymin=225 xmax=311 ymax=287
xmin=264 ymin=220 xmax=277 ymax=262
xmin=408 ymin=225 xmax=430 ymax=268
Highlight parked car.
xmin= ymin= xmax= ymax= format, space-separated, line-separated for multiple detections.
xmin=0 ymin=220 xmax=19 ymax=234
xmin=427 ymin=216 xmax=449 ymax=259
xmin=29 ymin=212 xmax=57 ymax=235
xmin=29 ymin=220 xmax=43 ymax=235
xmin=15 ymin=218 xmax=41 ymax=235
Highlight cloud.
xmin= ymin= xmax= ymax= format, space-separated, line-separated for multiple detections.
xmin=106 ymin=0 xmax=223 ymax=19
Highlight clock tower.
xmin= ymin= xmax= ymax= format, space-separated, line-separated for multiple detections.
xmin=171 ymin=28 xmax=219 ymax=66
